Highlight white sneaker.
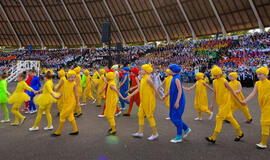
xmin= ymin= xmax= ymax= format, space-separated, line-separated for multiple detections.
xmin=92 ymin=99 xmax=96 ymax=104
xmin=81 ymin=103 xmax=86 ymax=106
xmin=29 ymin=127 xmax=39 ymax=131
xmin=44 ymin=126 xmax=53 ymax=130
xmin=183 ymin=128 xmax=191 ymax=138
xmin=98 ymin=114 xmax=105 ymax=118
xmin=132 ymin=133 xmax=143 ymax=138
xmin=0 ymin=119 xmax=10 ymax=123
xmin=170 ymin=138 xmax=182 ymax=143
xmin=256 ymin=143 xmax=267 ymax=149
xmin=115 ymin=111 xmax=121 ymax=117
xmin=209 ymin=112 xmax=214 ymax=120
xmin=147 ymin=134 xmax=159 ymax=141
xmin=25 ymin=110 xmax=31 ymax=114
xmin=165 ymin=117 xmax=170 ymax=120
xmin=31 ymin=110 xmax=37 ymax=114
xmin=194 ymin=117 xmax=203 ymax=121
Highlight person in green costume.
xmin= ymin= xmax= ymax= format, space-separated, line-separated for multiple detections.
xmin=0 ymin=72 xmax=10 ymax=123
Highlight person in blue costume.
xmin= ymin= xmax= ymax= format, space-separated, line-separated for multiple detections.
xmin=118 ymin=67 xmax=130 ymax=110
xmin=26 ymin=69 xmax=41 ymax=114
xmin=162 ymin=64 xmax=191 ymax=143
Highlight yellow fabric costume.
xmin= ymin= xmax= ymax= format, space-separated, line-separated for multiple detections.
xmin=138 ymin=73 xmax=156 ymax=127
xmin=97 ymin=69 xmax=106 ymax=106
xmin=164 ymin=74 xmax=172 ymax=110
xmin=74 ymin=67 xmax=82 ymax=115
xmin=104 ymin=72 xmax=118 ymax=133
xmin=8 ymin=81 xmax=33 ymax=124
xmin=256 ymin=67 xmax=270 ymax=146
xmin=82 ymin=69 xmax=95 ymax=103
xmin=55 ymin=69 xmax=66 ymax=113
xmin=54 ymin=70 xmax=78 ymax=135
xmin=92 ymin=71 xmax=100 ymax=96
xmin=229 ymin=72 xmax=252 ymax=121
xmin=209 ymin=66 xmax=242 ymax=141
xmin=33 ymin=79 xmax=56 ymax=128
xmin=195 ymin=78 xmax=212 ymax=118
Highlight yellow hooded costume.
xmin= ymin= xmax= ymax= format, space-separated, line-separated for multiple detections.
xmin=228 ymin=72 xmax=252 ymax=121
xmin=55 ymin=69 xmax=66 ymax=113
xmin=255 ymin=67 xmax=270 ymax=146
xmin=54 ymin=70 xmax=78 ymax=135
xmin=97 ymin=69 xmax=106 ymax=106
xmin=194 ymin=72 xmax=212 ymax=119
xmin=82 ymin=69 xmax=95 ymax=103
xmin=104 ymin=72 xmax=118 ymax=134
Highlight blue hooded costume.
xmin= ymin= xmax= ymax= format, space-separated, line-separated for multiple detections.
xmin=26 ymin=75 xmax=41 ymax=111
xmin=169 ymin=64 xmax=189 ymax=137
xmin=119 ymin=67 xmax=130 ymax=109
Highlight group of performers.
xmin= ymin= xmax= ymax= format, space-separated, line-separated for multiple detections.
xmin=0 ymin=64 xmax=269 ymax=150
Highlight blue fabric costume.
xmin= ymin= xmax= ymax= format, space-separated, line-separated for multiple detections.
xmin=26 ymin=76 xmax=41 ymax=111
xmin=169 ymin=64 xmax=189 ymax=138
xmin=119 ymin=67 xmax=130 ymax=109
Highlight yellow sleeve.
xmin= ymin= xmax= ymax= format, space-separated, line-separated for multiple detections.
xmin=23 ymin=81 xmax=33 ymax=92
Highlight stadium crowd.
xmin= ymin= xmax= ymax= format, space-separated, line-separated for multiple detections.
xmin=1 ymin=31 xmax=269 ymax=87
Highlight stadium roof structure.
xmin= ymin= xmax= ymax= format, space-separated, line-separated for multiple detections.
xmin=0 ymin=0 xmax=269 ymax=48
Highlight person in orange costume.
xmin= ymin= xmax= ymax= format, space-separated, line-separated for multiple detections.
xmin=98 ymin=69 xmax=121 ymax=118
xmin=123 ymin=68 xmax=140 ymax=116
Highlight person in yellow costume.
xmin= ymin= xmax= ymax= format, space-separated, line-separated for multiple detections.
xmin=74 ymin=66 xmax=83 ymax=117
xmin=205 ymin=66 xmax=244 ymax=144
xmin=29 ymin=72 xmax=58 ymax=131
xmin=125 ymin=64 xmax=162 ymax=141
xmin=183 ymin=72 xmax=214 ymax=121
xmin=51 ymin=70 xmax=79 ymax=137
xmin=157 ymin=69 xmax=172 ymax=120
xmin=104 ymin=72 xmax=125 ymax=136
xmin=82 ymin=69 xmax=97 ymax=105
xmin=97 ymin=69 xmax=106 ymax=107
xmin=92 ymin=68 xmax=100 ymax=96
xmin=242 ymin=67 xmax=270 ymax=149
xmin=228 ymin=72 xmax=252 ymax=123
xmin=8 ymin=73 xmax=34 ymax=126
xmin=54 ymin=69 xmax=66 ymax=115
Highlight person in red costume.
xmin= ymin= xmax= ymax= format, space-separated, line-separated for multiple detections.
xmin=98 ymin=69 xmax=121 ymax=118
xmin=22 ymin=70 xmax=33 ymax=112
xmin=123 ymin=68 xmax=140 ymax=116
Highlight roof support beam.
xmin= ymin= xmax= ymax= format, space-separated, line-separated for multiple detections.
xmin=248 ymin=0 xmax=264 ymax=33
xmin=176 ymin=0 xmax=196 ymax=40
xmin=61 ymin=0 xmax=85 ymax=48
xmin=125 ymin=0 xmax=147 ymax=45
xmin=19 ymin=0 xmax=44 ymax=48
xmin=82 ymin=0 xmax=101 ymax=39
xmin=103 ymin=0 xmax=126 ymax=46
xmin=209 ymin=0 xmax=226 ymax=37
xmin=39 ymin=0 xmax=65 ymax=49
xmin=149 ymin=0 xmax=170 ymax=42
xmin=0 ymin=2 xmax=22 ymax=48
